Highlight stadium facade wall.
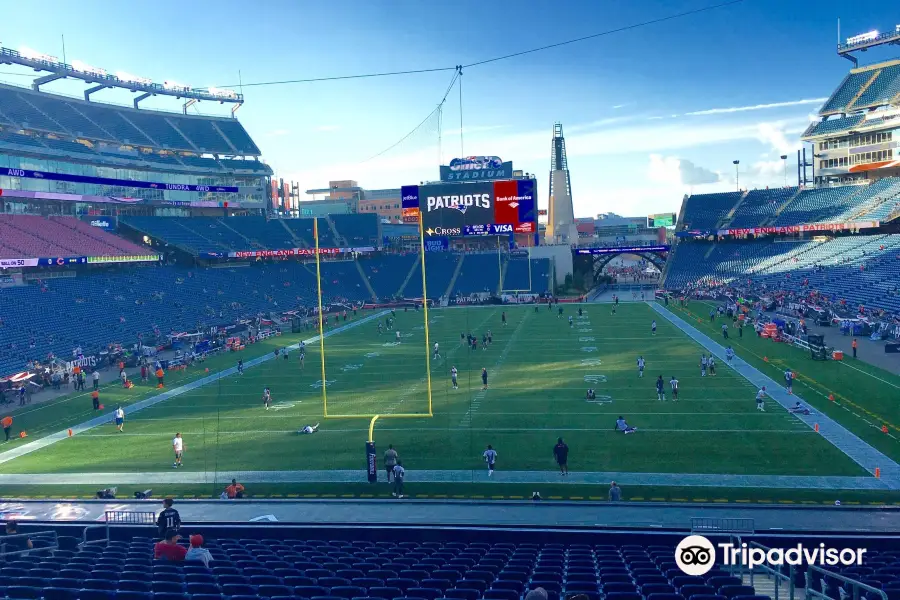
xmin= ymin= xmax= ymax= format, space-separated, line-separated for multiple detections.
xmin=530 ymin=244 xmax=571 ymax=286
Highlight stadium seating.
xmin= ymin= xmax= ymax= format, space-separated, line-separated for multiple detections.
xmin=0 ymin=214 xmax=148 ymax=259
xmin=453 ymin=254 xmax=502 ymax=295
xmin=664 ymin=234 xmax=900 ymax=314
xmin=330 ymin=214 xmax=381 ymax=247
xmin=0 ymin=262 xmax=370 ymax=375
xmin=0 ymin=535 xmax=787 ymax=600
xmin=728 ymin=188 xmax=797 ymax=228
xmin=404 ymin=253 xmax=462 ymax=299
xmin=503 ymin=257 xmax=551 ymax=294
xmin=853 ymin=64 xmax=900 ymax=109
xmin=821 ymin=71 xmax=875 ymax=114
xmin=770 ymin=179 xmax=900 ymax=226
xmin=680 ymin=192 xmax=742 ymax=231
xmin=803 ymin=114 xmax=864 ymax=137
xmin=0 ymin=84 xmax=259 ymax=156
xmin=360 ymin=254 xmax=418 ymax=300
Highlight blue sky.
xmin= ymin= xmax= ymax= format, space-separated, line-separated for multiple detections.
xmin=1 ymin=0 xmax=898 ymax=217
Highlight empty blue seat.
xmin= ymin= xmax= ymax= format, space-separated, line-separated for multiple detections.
xmin=6 ymin=586 xmax=40 ymax=599
xmin=719 ymin=586 xmax=757 ymax=599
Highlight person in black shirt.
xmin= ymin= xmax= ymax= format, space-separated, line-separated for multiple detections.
xmin=553 ymin=437 xmax=569 ymax=476
xmin=3 ymin=521 xmax=32 ymax=552
xmin=157 ymin=498 xmax=181 ymax=539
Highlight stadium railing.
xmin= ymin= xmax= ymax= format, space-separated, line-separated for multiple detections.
xmin=0 ymin=530 xmax=58 ymax=557
xmin=806 ymin=566 xmax=887 ymax=600
xmin=82 ymin=510 xmax=157 ymax=546
xmin=747 ymin=541 xmax=796 ymax=600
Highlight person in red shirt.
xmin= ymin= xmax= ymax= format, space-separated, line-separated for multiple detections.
xmin=154 ymin=530 xmax=187 ymax=562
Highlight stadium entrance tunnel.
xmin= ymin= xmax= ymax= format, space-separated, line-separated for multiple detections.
xmin=572 ymin=245 xmax=669 ymax=284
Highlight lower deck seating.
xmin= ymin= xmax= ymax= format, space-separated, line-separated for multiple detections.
xmin=0 ymin=535 xmax=785 ymax=600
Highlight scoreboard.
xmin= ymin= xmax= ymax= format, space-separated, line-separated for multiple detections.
xmin=401 ymin=179 xmax=536 ymax=237
xmin=647 ymin=213 xmax=676 ymax=228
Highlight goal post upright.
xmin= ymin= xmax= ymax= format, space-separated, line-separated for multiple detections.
xmin=418 ymin=216 xmax=435 ymax=417
xmin=313 ymin=217 xmax=329 ymax=417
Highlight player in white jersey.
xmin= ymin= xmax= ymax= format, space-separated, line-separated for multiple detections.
xmin=395 ymin=330 xmax=401 ymax=343
xmin=568 ymin=316 xmax=574 ymax=327
xmin=651 ymin=320 xmax=657 ymax=335
xmin=263 ymin=387 xmax=272 ymax=410
xmin=784 ymin=369 xmax=793 ymax=394
xmin=637 ymin=356 xmax=645 ymax=377
xmin=433 ymin=342 xmax=440 ymax=360
xmin=700 ymin=354 xmax=708 ymax=377
xmin=725 ymin=346 xmax=735 ymax=363
xmin=756 ymin=387 xmax=767 ymax=411
xmin=708 ymin=356 xmax=716 ymax=376
xmin=450 ymin=366 xmax=458 ymax=389
xmin=670 ymin=376 xmax=679 ymax=401
xmin=299 ymin=423 xmax=320 ymax=434
xmin=483 ymin=445 xmax=498 ymax=476
xmin=172 ymin=433 xmax=185 ymax=468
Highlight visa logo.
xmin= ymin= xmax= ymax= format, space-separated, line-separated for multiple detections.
xmin=492 ymin=224 xmax=513 ymax=234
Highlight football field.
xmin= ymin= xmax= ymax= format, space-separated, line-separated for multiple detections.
xmin=0 ymin=302 xmax=879 ymax=498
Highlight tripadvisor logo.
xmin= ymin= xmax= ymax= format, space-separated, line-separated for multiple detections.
xmin=675 ymin=535 xmax=867 ymax=575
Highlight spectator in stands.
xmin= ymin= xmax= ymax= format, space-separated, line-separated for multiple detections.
xmin=157 ymin=498 xmax=181 ymax=538
xmin=224 ymin=479 xmax=245 ymax=499
xmin=608 ymin=481 xmax=622 ymax=502
xmin=154 ymin=529 xmax=187 ymax=562
xmin=3 ymin=521 xmax=32 ymax=552
xmin=525 ymin=588 xmax=548 ymax=600
xmin=185 ymin=534 xmax=213 ymax=567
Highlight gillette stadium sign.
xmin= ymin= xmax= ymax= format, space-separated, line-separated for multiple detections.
xmin=439 ymin=156 xmax=513 ymax=182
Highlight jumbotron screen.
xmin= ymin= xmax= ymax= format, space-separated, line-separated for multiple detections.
xmin=400 ymin=179 xmax=536 ymax=237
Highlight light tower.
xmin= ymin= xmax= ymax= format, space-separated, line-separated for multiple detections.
xmin=546 ymin=122 xmax=578 ymax=245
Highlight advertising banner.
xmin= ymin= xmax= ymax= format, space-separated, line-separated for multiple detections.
xmin=420 ymin=181 xmax=495 ymax=235
xmin=0 ymin=258 xmax=39 ymax=269
xmin=82 ymin=216 xmax=115 ymax=231
xmin=717 ymin=221 xmax=880 ymax=236
xmin=439 ymin=157 xmax=513 ymax=182
xmin=2 ymin=167 xmax=238 ymax=193
xmin=494 ymin=179 xmax=536 ymax=226
xmin=574 ymin=245 xmax=670 ymax=255
xmin=424 ymin=237 xmax=449 ymax=252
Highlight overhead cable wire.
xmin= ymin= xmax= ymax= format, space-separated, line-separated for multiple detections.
xmin=214 ymin=0 xmax=745 ymax=89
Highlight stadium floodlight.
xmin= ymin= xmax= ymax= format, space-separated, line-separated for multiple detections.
xmin=71 ymin=59 xmax=107 ymax=77
xmin=164 ymin=80 xmax=191 ymax=92
xmin=116 ymin=71 xmax=152 ymax=86
xmin=19 ymin=46 xmax=58 ymax=64
xmin=207 ymin=86 xmax=238 ymax=99
xmin=846 ymin=30 xmax=878 ymax=45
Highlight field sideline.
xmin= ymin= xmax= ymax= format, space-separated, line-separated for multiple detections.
xmin=1 ymin=301 xmax=899 ymax=504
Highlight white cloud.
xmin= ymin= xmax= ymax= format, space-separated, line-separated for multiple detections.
xmin=612 ymin=104 xmax=629 ymax=109
xmin=756 ymin=121 xmax=802 ymax=155
xmin=685 ymin=98 xmax=828 ymax=116
xmin=648 ymin=154 xmax=721 ymax=186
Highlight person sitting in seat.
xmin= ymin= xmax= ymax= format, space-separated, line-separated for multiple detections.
xmin=614 ymin=416 xmax=637 ymax=434
xmin=154 ymin=529 xmax=186 ymax=562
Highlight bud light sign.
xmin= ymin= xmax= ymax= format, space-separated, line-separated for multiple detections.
xmin=440 ymin=156 xmax=513 ymax=182
xmin=424 ymin=236 xmax=449 ymax=252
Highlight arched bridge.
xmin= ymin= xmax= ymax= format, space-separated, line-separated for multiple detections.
xmin=572 ymin=244 xmax=670 ymax=279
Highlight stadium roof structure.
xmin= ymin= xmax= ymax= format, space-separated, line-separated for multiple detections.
xmin=0 ymin=46 xmax=243 ymax=111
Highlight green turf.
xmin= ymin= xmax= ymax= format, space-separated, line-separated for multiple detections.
xmin=668 ymin=300 xmax=900 ymax=464
xmin=0 ymin=303 xmax=874 ymax=485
